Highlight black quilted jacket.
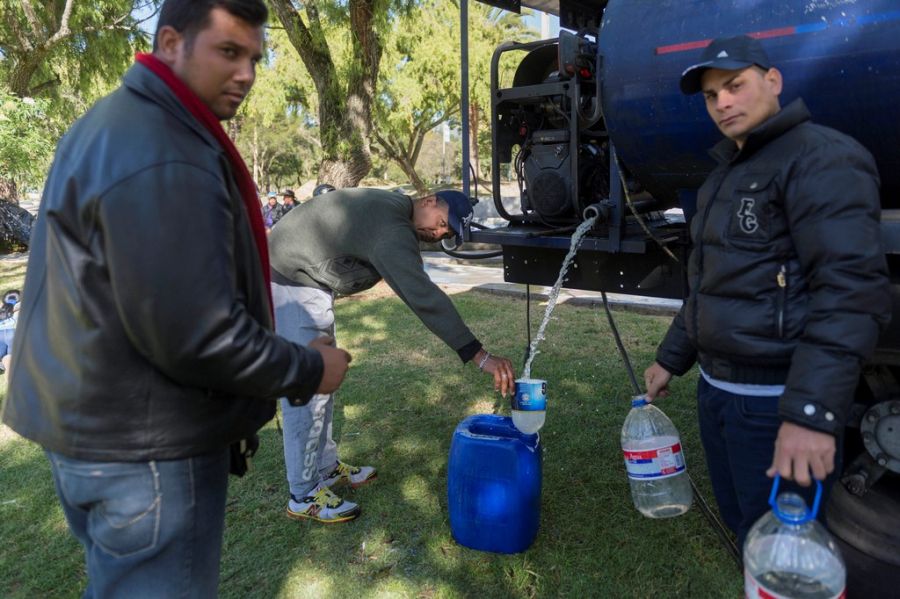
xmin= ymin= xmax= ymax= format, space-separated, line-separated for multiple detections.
xmin=657 ymin=99 xmax=890 ymax=435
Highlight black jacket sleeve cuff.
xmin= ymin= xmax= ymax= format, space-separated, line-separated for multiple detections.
xmin=457 ymin=339 xmax=483 ymax=363
xmin=286 ymin=349 xmax=325 ymax=406
xmin=778 ymin=400 xmax=842 ymax=436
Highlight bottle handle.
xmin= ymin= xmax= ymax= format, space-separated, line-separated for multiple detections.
xmin=768 ymin=474 xmax=823 ymax=524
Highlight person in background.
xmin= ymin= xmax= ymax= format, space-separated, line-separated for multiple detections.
xmin=278 ymin=188 xmax=297 ymax=219
xmin=0 ymin=289 xmax=20 ymax=374
xmin=643 ymin=35 xmax=890 ymax=547
xmin=0 ymin=0 xmax=351 ymax=594
xmin=268 ymin=187 xmax=516 ymax=523
xmin=263 ymin=190 xmax=280 ymax=232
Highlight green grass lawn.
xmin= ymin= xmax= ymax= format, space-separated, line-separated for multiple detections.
xmin=0 ymin=258 xmax=741 ymax=598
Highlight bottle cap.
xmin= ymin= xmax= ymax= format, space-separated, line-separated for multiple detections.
xmin=773 ymin=493 xmax=809 ymax=524
xmin=768 ymin=475 xmax=822 ymax=525
xmin=631 ymin=396 xmax=648 ymax=408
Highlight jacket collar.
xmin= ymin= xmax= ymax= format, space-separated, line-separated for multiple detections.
xmin=121 ymin=62 xmax=221 ymax=153
xmin=709 ymin=98 xmax=811 ymax=164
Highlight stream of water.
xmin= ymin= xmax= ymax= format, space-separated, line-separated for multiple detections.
xmin=522 ymin=216 xmax=598 ymax=379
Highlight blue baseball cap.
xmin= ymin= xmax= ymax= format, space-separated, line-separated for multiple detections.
xmin=435 ymin=190 xmax=473 ymax=235
xmin=267 ymin=191 xmax=277 ymax=198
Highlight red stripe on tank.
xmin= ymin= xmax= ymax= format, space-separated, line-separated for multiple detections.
xmin=656 ymin=39 xmax=712 ymax=55
xmin=748 ymin=26 xmax=797 ymax=39
xmin=656 ymin=25 xmax=798 ymax=55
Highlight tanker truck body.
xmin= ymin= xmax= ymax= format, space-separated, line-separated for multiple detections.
xmin=466 ymin=0 xmax=900 ymax=594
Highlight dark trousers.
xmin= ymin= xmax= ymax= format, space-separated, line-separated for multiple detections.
xmin=696 ymin=377 xmax=841 ymax=550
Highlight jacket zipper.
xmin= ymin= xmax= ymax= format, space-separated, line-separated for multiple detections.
xmin=776 ymin=263 xmax=787 ymax=338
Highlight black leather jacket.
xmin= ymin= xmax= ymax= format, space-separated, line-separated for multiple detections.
xmin=657 ymin=99 xmax=891 ymax=435
xmin=2 ymin=64 xmax=324 ymax=461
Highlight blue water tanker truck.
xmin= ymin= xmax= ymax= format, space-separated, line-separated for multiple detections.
xmin=465 ymin=0 xmax=900 ymax=594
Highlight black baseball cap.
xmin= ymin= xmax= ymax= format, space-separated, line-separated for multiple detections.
xmin=680 ymin=35 xmax=772 ymax=95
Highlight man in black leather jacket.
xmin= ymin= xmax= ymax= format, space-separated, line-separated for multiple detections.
xmin=0 ymin=0 xmax=350 ymax=594
xmin=643 ymin=36 xmax=890 ymax=546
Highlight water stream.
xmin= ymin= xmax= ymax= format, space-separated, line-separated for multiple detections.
xmin=522 ymin=216 xmax=598 ymax=379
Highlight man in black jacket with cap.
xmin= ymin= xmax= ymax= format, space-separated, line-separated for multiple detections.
xmin=643 ymin=35 xmax=890 ymax=546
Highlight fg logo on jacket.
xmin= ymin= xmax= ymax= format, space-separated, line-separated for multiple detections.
xmin=737 ymin=198 xmax=759 ymax=234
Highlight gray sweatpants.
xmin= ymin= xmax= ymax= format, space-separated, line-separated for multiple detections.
xmin=272 ymin=282 xmax=339 ymax=498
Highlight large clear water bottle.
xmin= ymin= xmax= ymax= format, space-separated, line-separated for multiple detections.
xmin=621 ymin=396 xmax=693 ymax=518
xmin=511 ymin=378 xmax=546 ymax=434
xmin=744 ymin=476 xmax=845 ymax=599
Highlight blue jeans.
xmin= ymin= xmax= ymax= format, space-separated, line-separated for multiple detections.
xmin=47 ymin=449 xmax=230 ymax=598
xmin=0 ymin=326 xmax=15 ymax=358
xmin=696 ymin=377 xmax=841 ymax=550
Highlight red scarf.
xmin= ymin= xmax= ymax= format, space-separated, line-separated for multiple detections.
xmin=135 ymin=53 xmax=273 ymax=316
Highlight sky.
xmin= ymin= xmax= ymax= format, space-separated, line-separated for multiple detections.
xmin=525 ymin=9 xmax=561 ymax=37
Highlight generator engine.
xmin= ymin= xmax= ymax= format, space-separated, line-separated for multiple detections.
xmin=493 ymin=31 xmax=614 ymax=225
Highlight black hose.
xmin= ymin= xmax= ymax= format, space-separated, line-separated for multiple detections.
xmin=524 ymin=285 xmax=532 ymax=369
xmin=600 ymin=291 xmax=641 ymax=395
xmin=440 ymin=223 xmax=504 ymax=259
xmin=689 ymin=474 xmax=742 ymax=569
xmin=441 ymin=248 xmax=504 ymax=259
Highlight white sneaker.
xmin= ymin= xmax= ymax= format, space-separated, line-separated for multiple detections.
xmin=322 ymin=461 xmax=377 ymax=489
xmin=286 ymin=484 xmax=360 ymax=523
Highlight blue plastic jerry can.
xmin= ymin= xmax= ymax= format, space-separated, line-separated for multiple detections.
xmin=447 ymin=414 xmax=542 ymax=553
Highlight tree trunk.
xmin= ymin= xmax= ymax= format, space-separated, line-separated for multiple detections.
xmin=373 ymin=132 xmax=429 ymax=194
xmin=262 ymin=153 xmax=276 ymax=191
xmin=7 ymin=49 xmax=50 ymax=98
xmin=0 ymin=179 xmax=18 ymax=205
xmin=0 ymin=201 xmax=33 ymax=251
xmin=398 ymin=158 xmax=428 ymax=194
xmin=270 ymin=0 xmax=381 ymax=189
xmin=251 ymin=128 xmax=260 ymax=185
xmin=318 ymin=159 xmax=369 ymax=189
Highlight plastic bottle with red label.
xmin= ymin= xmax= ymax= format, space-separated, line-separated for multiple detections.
xmin=744 ymin=476 xmax=846 ymax=599
xmin=620 ymin=396 xmax=693 ymax=518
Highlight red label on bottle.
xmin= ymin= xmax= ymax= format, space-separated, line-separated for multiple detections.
xmin=622 ymin=441 xmax=685 ymax=480
xmin=744 ymin=570 xmax=845 ymax=599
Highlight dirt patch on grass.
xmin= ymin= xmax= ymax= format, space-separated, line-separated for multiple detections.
xmin=0 ymin=423 xmax=22 ymax=449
